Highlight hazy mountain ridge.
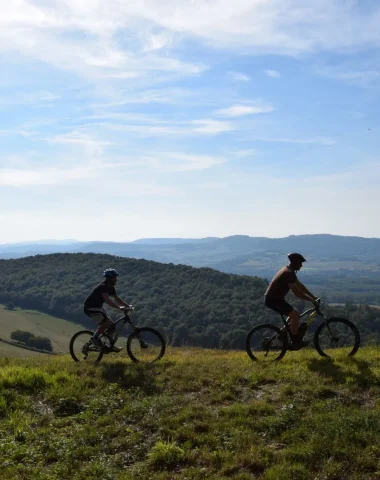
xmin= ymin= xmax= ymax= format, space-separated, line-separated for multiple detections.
xmin=2 ymin=234 xmax=380 ymax=302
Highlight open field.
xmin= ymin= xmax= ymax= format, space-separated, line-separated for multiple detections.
xmin=0 ymin=305 xmax=129 ymax=357
xmin=0 ymin=339 xmax=43 ymax=357
xmin=0 ymin=305 xmax=84 ymax=354
xmin=0 ymin=347 xmax=379 ymax=479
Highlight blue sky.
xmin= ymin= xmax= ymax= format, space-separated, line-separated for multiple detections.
xmin=1 ymin=0 xmax=380 ymax=243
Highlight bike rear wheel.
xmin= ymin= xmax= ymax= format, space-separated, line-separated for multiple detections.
xmin=126 ymin=327 xmax=165 ymax=363
xmin=314 ymin=317 xmax=360 ymax=359
xmin=246 ymin=324 xmax=288 ymax=362
xmin=69 ymin=330 xmax=104 ymax=363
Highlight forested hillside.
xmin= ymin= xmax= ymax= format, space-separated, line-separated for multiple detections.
xmin=1 ymin=253 xmax=380 ymax=348
xmin=0 ymin=254 xmax=268 ymax=349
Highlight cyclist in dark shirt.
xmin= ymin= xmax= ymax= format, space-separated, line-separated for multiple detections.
xmin=265 ymin=253 xmax=318 ymax=345
xmin=84 ymin=268 xmax=131 ymax=352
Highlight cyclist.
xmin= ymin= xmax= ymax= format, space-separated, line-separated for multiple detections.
xmin=84 ymin=268 xmax=131 ymax=352
xmin=264 ymin=253 xmax=319 ymax=347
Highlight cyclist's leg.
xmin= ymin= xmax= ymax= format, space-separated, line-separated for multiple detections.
xmin=287 ymin=309 xmax=300 ymax=336
xmin=264 ymin=296 xmax=298 ymax=330
xmin=84 ymin=308 xmax=113 ymax=339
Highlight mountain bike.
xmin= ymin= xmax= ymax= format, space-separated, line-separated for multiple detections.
xmin=246 ymin=300 xmax=360 ymax=361
xmin=69 ymin=308 xmax=166 ymax=363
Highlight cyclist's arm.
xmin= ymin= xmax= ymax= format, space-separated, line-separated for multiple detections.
xmin=101 ymin=293 xmax=124 ymax=310
xmin=289 ymin=283 xmax=315 ymax=303
xmin=112 ymin=295 xmax=131 ymax=309
xmin=296 ymin=280 xmax=318 ymax=301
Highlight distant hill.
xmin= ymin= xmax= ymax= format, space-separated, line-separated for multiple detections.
xmin=0 ymin=234 xmax=380 ymax=303
xmin=3 ymin=234 xmax=380 ymax=302
xmin=3 ymin=233 xmax=380 ymax=263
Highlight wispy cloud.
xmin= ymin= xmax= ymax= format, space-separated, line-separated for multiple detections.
xmin=144 ymin=153 xmax=226 ymax=172
xmin=316 ymin=65 xmax=380 ymax=87
xmin=231 ymin=149 xmax=258 ymax=158
xmin=265 ymin=69 xmax=281 ymax=78
xmin=0 ymin=164 xmax=101 ymax=187
xmin=216 ymin=104 xmax=274 ymax=117
xmin=190 ymin=119 xmax=234 ymax=134
xmin=48 ymin=132 xmax=113 ymax=156
xmin=228 ymin=71 xmax=251 ymax=82
xmin=251 ymin=136 xmax=336 ymax=146
xmin=2 ymin=1 xmax=380 ymax=85
xmin=0 ymin=91 xmax=60 ymax=107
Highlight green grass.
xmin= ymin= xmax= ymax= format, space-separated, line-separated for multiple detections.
xmin=0 ymin=347 xmax=380 ymax=479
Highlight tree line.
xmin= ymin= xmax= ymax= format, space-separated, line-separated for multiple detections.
xmin=0 ymin=253 xmax=379 ymax=348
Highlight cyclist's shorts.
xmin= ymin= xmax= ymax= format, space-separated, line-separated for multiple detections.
xmin=264 ymin=296 xmax=293 ymax=316
xmin=84 ymin=307 xmax=110 ymax=324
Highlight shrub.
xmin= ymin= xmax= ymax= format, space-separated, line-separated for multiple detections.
xmin=148 ymin=441 xmax=185 ymax=470
xmin=10 ymin=330 xmax=35 ymax=344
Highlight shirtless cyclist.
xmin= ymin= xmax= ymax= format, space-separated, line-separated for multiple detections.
xmin=264 ymin=253 xmax=319 ymax=346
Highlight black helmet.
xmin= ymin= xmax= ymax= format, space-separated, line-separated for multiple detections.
xmin=103 ymin=268 xmax=119 ymax=278
xmin=287 ymin=252 xmax=306 ymax=263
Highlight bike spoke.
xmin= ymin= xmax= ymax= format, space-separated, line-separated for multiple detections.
xmin=247 ymin=325 xmax=287 ymax=362
xmin=315 ymin=319 xmax=359 ymax=358
xmin=127 ymin=328 xmax=165 ymax=363
xmin=70 ymin=331 xmax=103 ymax=362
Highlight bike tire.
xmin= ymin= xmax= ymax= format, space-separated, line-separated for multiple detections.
xmin=314 ymin=317 xmax=360 ymax=358
xmin=126 ymin=327 xmax=166 ymax=363
xmin=246 ymin=323 xmax=288 ymax=362
xmin=69 ymin=330 xmax=104 ymax=363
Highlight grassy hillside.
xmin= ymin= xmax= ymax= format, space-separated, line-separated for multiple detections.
xmin=0 ymin=348 xmax=379 ymax=479
xmin=0 ymin=304 xmax=83 ymax=354
xmin=0 ymin=340 xmax=43 ymax=357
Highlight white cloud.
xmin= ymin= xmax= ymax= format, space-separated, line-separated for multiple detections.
xmin=191 ymin=119 xmax=234 ymax=134
xmin=108 ymin=152 xmax=225 ymax=172
xmin=0 ymin=1 xmax=380 ymax=86
xmin=231 ymin=149 xmax=258 ymax=157
xmin=159 ymin=153 xmax=225 ymax=171
xmin=0 ymin=164 xmax=100 ymax=187
xmin=265 ymin=69 xmax=281 ymax=78
xmin=90 ymin=88 xmax=195 ymax=108
xmin=216 ymin=104 xmax=274 ymax=117
xmin=142 ymin=30 xmax=174 ymax=52
xmin=0 ymin=91 xmax=60 ymax=106
xmin=48 ymin=132 xmax=113 ymax=156
xmin=251 ymin=136 xmax=336 ymax=146
xmin=130 ymin=1 xmax=380 ymax=54
xmin=228 ymin=71 xmax=251 ymax=82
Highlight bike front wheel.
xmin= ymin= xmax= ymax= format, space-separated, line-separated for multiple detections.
xmin=246 ymin=324 xmax=288 ymax=362
xmin=126 ymin=327 xmax=166 ymax=363
xmin=69 ymin=330 xmax=104 ymax=363
xmin=314 ymin=317 xmax=360 ymax=359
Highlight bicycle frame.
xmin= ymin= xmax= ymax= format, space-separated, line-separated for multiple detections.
xmin=105 ymin=312 xmax=138 ymax=344
xmin=280 ymin=303 xmax=334 ymax=337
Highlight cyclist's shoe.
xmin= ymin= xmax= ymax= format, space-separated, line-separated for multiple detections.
xmin=110 ymin=345 xmax=123 ymax=353
xmin=289 ymin=339 xmax=310 ymax=351
xmin=90 ymin=336 xmax=103 ymax=348
xmin=278 ymin=329 xmax=288 ymax=343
